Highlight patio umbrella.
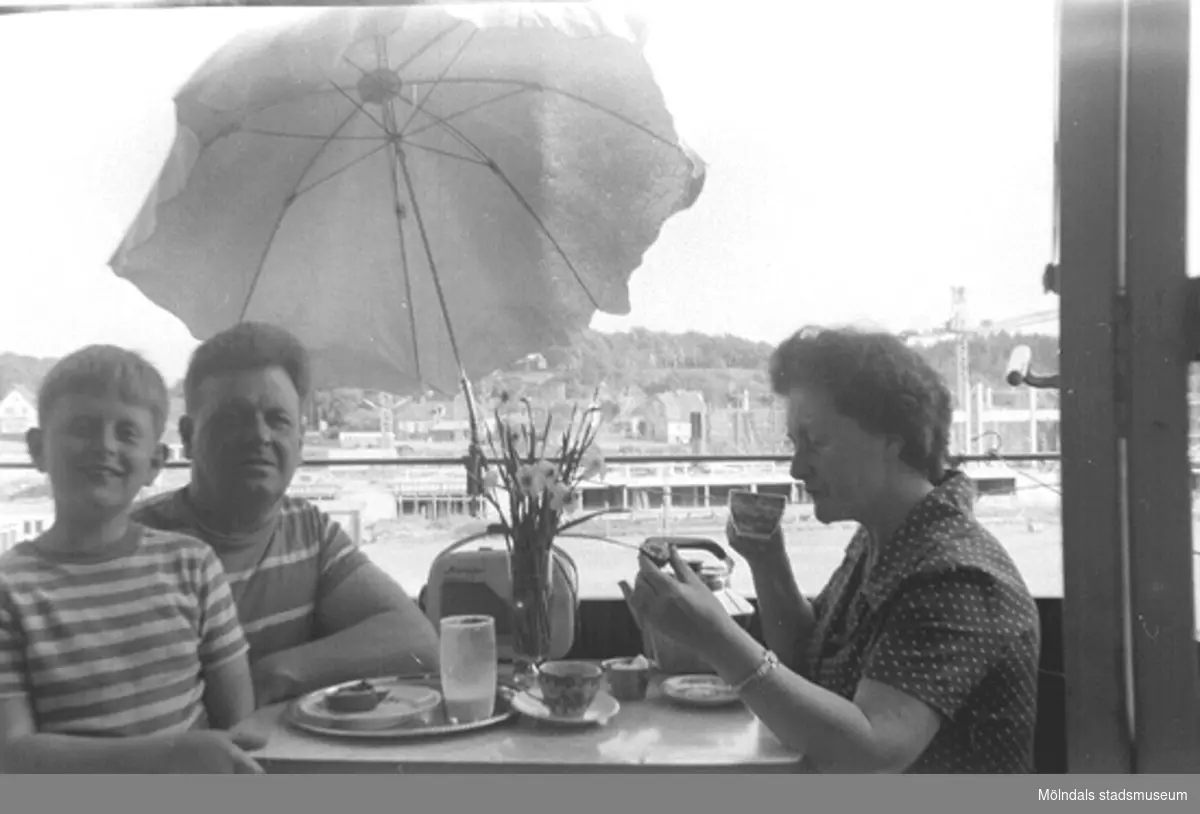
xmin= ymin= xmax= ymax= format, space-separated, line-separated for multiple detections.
xmin=110 ymin=3 xmax=705 ymax=397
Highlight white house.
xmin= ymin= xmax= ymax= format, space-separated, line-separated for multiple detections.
xmin=631 ymin=390 xmax=707 ymax=444
xmin=0 ymin=386 xmax=36 ymax=436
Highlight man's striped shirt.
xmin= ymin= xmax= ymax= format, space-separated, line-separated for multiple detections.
xmin=131 ymin=491 xmax=371 ymax=664
xmin=0 ymin=526 xmax=248 ymax=737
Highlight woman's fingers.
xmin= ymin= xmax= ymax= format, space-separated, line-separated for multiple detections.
xmin=637 ymin=555 xmax=678 ymax=593
xmin=667 ymin=545 xmax=705 ymax=586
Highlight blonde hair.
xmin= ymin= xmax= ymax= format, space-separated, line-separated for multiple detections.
xmin=38 ymin=345 xmax=170 ymax=438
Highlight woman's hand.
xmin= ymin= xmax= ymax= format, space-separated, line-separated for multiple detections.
xmin=626 ymin=545 xmax=733 ymax=657
xmin=726 ymin=517 xmax=788 ymax=571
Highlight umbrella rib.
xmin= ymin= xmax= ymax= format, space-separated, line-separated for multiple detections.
xmin=323 ymin=75 xmax=391 ymax=138
xmin=401 ymin=78 xmax=682 ymax=151
xmin=291 ymin=141 xmax=393 ymax=200
xmin=394 ymin=148 xmax=469 ymax=375
xmin=391 ymin=19 xmax=467 ymax=74
xmin=480 ymin=154 xmax=602 ymax=310
xmin=402 ymin=87 xmax=530 ymax=140
xmin=385 ymin=144 xmax=426 ymax=388
xmin=398 ymin=28 xmax=478 ymax=136
xmin=396 ymin=108 xmax=602 ymax=310
xmin=237 ymin=108 xmax=362 ymax=323
xmin=399 ymin=140 xmax=489 ymax=166
xmin=241 ymin=129 xmax=388 ymax=141
xmin=343 ymin=55 xmax=372 ymax=77
xmin=235 ymin=88 xmax=347 ymax=121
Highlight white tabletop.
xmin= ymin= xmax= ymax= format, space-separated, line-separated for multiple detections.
xmin=247 ymin=674 xmax=804 ymax=774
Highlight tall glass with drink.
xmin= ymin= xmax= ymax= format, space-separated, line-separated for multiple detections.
xmin=439 ymin=615 xmax=498 ymax=724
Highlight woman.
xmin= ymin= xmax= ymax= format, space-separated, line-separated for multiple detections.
xmin=628 ymin=327 xmax=1040 ymax=773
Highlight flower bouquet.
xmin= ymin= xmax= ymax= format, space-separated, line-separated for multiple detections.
xmin=468 ymin=392 xmax=614 ymax=682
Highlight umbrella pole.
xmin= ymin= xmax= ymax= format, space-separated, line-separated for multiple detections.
xmin=461 ymin=372 xmax=485 ymax=518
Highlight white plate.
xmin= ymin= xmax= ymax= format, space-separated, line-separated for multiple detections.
xmin=511 ymin=689 xmax=620 ymax=727
xmin=660 ymin=675 xmax=742 ymax=708
xmin=293 ymin=678 xmax=444 ymax=731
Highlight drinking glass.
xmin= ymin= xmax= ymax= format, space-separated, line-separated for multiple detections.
xmin=439 ymin=615 xmax=498 ymax=724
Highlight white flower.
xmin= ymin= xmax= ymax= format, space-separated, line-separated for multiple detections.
xmin=481 ymin=470 xmax=500 ymax=490
xmin=515 ymin=463 xmax=547 ymax=497
xmin=536 ymin=459 xmax=559 ymax=485
xmin=578 ymin=447 xmax=606 ymax=481
xmin=548 ymin=481 xmax=573 ymax=512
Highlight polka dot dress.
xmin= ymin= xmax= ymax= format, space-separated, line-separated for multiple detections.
xmin=804 ymin=471 xmax=1041 ymax=773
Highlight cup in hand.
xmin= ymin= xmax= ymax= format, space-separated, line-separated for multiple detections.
xmin=439 ymin=615 xmax=498 ymax=724
xmin=537 ymin=660 xmax=603 ymax=717
xmin=728 ymin=490 xmax=787 ymax=541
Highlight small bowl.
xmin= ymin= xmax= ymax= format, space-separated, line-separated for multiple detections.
xmin=602 ymin=656 xmax=652 ymax=701
xmin=537 ymin=661 xmax=604 ymax=717
xmin=325 ymin=680 xmax=388 ymax=713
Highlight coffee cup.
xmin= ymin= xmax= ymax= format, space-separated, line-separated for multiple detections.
xmin=537 ymin=660 xmax=604 ymax=717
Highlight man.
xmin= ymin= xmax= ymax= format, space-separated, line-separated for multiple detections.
xmin=134 ymin=322 xmax=440 ymax=708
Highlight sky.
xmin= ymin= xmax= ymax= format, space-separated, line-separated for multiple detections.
xmin=0 ymin=1 xmax=1063 ymax=383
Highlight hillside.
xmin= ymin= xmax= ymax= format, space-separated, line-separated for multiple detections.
xmin=507 ymin=328 xmax=1060 ymax=408
xmin=1 ymin=328 xmax=1059 ymax=430
xmin=0 ymin=352 xmax=59 ymax=399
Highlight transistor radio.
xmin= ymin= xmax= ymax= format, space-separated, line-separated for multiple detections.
xmin=421 ymin=526 xmax=580 ymax=661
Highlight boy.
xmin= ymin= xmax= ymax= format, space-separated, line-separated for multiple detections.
xmin=0 ymin=346 xmax=261 ymax=773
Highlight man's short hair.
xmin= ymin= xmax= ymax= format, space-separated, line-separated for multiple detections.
xmin=183 ymin=322 xmax=313 ymax=412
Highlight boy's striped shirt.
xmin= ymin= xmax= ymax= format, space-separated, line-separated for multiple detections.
xmin=131 ymin=491 xmax=372 ymax=663
xmin=0 ymin=527 xmax=248 ymax=737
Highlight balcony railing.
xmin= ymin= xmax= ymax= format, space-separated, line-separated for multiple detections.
xmin=0 ymin=451 xmax=1064 ymax=471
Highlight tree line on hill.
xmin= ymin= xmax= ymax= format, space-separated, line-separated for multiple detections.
xmin=503 ymin=328 xmax=1060 ymax=407
xmin=1 ymin=329 xmax=1059 ymax=433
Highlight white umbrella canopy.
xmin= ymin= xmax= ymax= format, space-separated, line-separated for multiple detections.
xmin=111 ymin=2 xmax=705 ymax=396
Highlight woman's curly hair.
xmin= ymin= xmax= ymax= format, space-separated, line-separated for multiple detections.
xmin=768 ymin=326 xmax=953 ymax=482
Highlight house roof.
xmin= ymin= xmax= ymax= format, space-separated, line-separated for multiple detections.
xmin=393 ymin=400 xmax=440 ymax=422
xmin=640 ymin=390 xmax=707 ymax=421
xmin=1 ymin=385 xmax=36 ymax=406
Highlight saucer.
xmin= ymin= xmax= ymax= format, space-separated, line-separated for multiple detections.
xmin=660 ymin=675 xmax=742 ymax=708
xmin=511 ymin=689 xmax=621 ymax=726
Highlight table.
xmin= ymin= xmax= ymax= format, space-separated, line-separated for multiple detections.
xmin=246 ymin=675 xmax=805 ymax=774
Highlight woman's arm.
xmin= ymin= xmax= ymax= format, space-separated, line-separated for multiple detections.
xmin=702 ymin=617 xmax=941 ymax=772
xmin=704 ymin=568 xmax=1025 ymax=773
xmin=728 ymin=523 xmax=819 ymax=672
xmin=747 ymin=547 xmax=817 ymax=673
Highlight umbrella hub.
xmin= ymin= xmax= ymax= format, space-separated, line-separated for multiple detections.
xmin=357 ymin=68 xmax=404 ymax=106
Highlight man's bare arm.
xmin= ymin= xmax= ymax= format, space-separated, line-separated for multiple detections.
xmin=251 ymin=562 xmax=440 ymax=704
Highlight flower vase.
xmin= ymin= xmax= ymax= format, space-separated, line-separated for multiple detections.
xmin=508 ymin=537 xmax=554 ymax=691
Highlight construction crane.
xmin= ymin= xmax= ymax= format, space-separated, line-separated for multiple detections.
xmin=905 ymin=289 xmax=1058 ymax=456
xmin=359 ymin=392 xmax=411 ymax=449
xmin=949 ymin=287 xmax=972 ymax=454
